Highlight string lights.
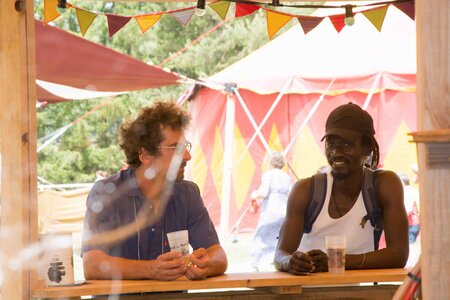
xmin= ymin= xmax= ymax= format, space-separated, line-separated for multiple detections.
xmin=56 ymin=0 xmax=67 ymax=14
xmin=344 ymin=5 xmax=355 ymax=26
xmin=195 ymin=0 xmax=206 ymax=16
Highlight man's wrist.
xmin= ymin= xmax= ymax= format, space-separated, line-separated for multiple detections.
xmin=280 ymin=254 xmax=292 ymax=272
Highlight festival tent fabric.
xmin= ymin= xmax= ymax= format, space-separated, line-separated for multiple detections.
xmin=186 ymin=6 xmax=417 ymax=235
xmin=35 ymin=20 xmax=181 ymax=103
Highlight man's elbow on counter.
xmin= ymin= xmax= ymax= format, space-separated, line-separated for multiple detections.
xmin=390 ymin=247 xmax=409 ymax=268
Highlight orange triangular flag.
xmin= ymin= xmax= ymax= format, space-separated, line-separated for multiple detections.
xmin=44 ymin=0 xmax=60 ymax=23
xmin=106 ymin=14 xmax=132 ymax=38
xmin=266 ymin=10 xmax=293 ymax=39
xmin=329 ymin=14 xmax=345 ymax=33
xmin=209 ymin=1 xmax=231 ymax=20
xmin=135 ymin=14 xmax=162 ymax=33
xmin=297 ymin=16 xmax=324 ymax=34
xmin=362 ymin=6 xmax=388 ymax=31
xmin=169 ymin=8 xmax=195 ymax=27
xmin=76 ymin=8 xmax=97 ymax=36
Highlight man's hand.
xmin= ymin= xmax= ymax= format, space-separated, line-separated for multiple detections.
xmin=307 ymin=249 xmax=328 ymax=272
xmin=148 ymin=251 xmax=188 ymax=281
xmin=286 ymin=251 xmax=316 ymax=275
xmin=185 ymin=248 xmax=214 ymax=280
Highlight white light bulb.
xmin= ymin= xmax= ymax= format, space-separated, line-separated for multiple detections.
xmin=195 ymin=7 xmax=206 ymax=17
xmin=56 ymin=6 xmax=66 ymax=14
xmin=345 ymin=16 xmax=355 ymax=26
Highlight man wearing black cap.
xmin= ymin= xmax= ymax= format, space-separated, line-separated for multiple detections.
xmin=274 ymin=103 xmax=409 ymax=274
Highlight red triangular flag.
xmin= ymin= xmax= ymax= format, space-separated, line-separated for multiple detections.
xmin=297 ymin=16 xmax=324 ymax=34
xmin=235 ymin=3 xmax=260 ymax=18
xmin=329 ymin=14 xmax=345 ymax=33
xmin=393 ymin=1 xmax=415 ymax=20
xmin=106 ymin=14 xmax=132 ymax=38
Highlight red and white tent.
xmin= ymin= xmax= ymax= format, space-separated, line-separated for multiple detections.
xmin=187 ymin=6 xmax=417 ymax=236
xmin=35 ymin=20 xmax=181 ymax=103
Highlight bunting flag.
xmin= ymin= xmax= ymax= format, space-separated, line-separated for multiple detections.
xmin=394 ymin=1 xmax=415 ymax=20
xmin=43 ymin=0 xmax=415 ymax=39
xmin=76 ymin=8 xmax=98 ymax=36
xmin=44 ymin=0 xmax=60 ymax=23
xmin=266 ymin=10 xmax=293 ymax=40
xmin=209 ymin=1 xmax=231 ymax=20
xmin=106 ymin=14 xmax=132 ymax=38
xmin=362 ymin=6 xmax=388 ymax=32
xmin=329 ymin=14 xmax=346 ymax=33
xmin=235 ymin=3 xmax=260 ymax=18
xmin=169 ymin=7 xmax=195 ymax=27
xmin=135 ymin=14 xmax=162 ymax=33
xmin=297 ymin=16 xmax=324 ymax=34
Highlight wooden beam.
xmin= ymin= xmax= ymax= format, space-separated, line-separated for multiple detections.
xmin=416 ymin=0 xmax=450 ymax=298
xmin=0 ymin=0 xmax=38 ymax=299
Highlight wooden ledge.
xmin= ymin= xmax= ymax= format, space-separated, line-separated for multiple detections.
xmin=408 ymin=129 xmax=450 ymax=143
xmin=32 ymin=269 xmax=407 ymax=299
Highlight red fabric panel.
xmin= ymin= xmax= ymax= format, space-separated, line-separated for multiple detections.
xmin=190 ymin=87 xmax=416 ymax=233
xmin=35 ymin=20 xmax=180 ymax=94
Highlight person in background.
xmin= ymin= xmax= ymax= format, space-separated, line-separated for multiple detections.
xmin=274 ymin=103 xmax=409 ymax=274
xmin=398 ymin=173 xmax=420 ymax=244
xmin=250 ymin=151 xmax=291 ymax=272
xmin=82 ymin=101 xmax=227 ymax=280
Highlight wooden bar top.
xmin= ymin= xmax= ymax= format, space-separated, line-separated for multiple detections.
xmin=32 ymin=269 xmax=407 ymax=299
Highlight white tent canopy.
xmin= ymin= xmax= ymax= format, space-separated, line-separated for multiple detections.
xmin=207 ymin=6 xmax=416 ymax=95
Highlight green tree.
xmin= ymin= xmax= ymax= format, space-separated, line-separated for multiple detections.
xmin=34 ymin=0 xmax=317 ymax=184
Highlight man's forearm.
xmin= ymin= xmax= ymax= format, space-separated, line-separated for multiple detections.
xmin=346 ymin=248 xmax=408 ymax=270
xmin=83 ymin=250 xmax=152 ymax=280
xmin=206 ymin=244 xmax=228 ymax=276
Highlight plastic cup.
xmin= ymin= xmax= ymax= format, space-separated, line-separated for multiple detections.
xmin=326 ymin=236 xmax=346 ymax=274
xmin=166 ymin=230 xmax=190 ymax=265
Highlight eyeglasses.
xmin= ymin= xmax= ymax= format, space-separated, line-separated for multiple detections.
xmin=158 ymin=141 xmax=192 ymax=153
xmin=325 ymin=141 xmax=353 ymax=152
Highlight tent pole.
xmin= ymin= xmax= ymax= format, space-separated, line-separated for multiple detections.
xmin=234 ymin=88 xmax=270 ymax=150
xmin=284 ymin=77 xmax=336 ymax=155
xmin=362 ymin=72 xmax=382 ymax=110
xmin=236 ymin=77 xmax=293 ymax=164
xmin=219 ymin=88 xmax=236 ymax=240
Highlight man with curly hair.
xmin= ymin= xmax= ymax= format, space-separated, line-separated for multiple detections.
xmin=82 ymin=101 xmax=227 ymax=280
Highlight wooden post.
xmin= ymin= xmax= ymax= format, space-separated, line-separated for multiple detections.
xmin=0 ymin=0 xmax=38 ymax=299
xmin=416 ymin=0 xmax=450 ymax=298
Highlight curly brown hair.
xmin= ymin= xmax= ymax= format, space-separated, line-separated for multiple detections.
xmin=119 ymin=101 xmax=191 ymax=168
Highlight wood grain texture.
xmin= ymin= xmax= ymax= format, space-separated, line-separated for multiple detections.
xmin=0 ymin=0 xmax=38 ymax=299
xmin=416 ymin=0 xmax=450 ymax=299
xmin=32 ymin=269 xmax=407 ymax=298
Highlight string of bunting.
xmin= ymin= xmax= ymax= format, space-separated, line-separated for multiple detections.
xmin=44 ymin=0 xmax=414 ymax=40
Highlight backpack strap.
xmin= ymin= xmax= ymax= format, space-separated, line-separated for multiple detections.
xmin=304 ymin=173 xmax=327 ymax=233
xmin=361 ymin=167 xmax=384 ymax=250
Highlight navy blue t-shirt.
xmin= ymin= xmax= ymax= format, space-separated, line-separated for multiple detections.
xmin=81 ymin=168 xmax=219 ymax=260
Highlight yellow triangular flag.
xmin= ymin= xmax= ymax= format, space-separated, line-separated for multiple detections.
xmin=362 ymin=6 xmax=388 ymax=32
xmin=135 ymin=14 xmax=162 ymax=34
xmin=76 ymin=8 xmax=97 ymax=36
xmin=44 ymin=0 xmax=60 ymax=23
xmin=266 ymin=10 xmax=293 ymax=40
xmin=209 ymin=1 xmax=231 ymax=20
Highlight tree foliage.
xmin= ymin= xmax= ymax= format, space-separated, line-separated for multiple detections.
xmin=34 ymin=0 xmax=316 ymax=184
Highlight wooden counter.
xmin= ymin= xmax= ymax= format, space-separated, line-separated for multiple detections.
xmin=33 ymin=269 xmax=407 ymax=299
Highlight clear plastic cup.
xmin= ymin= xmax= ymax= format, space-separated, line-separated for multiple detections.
xmin=326 ymin=236 xmax=346 ymax=274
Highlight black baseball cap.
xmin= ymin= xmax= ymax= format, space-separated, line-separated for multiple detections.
xmin=321 ymin=103 xmax=375 ymax=142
